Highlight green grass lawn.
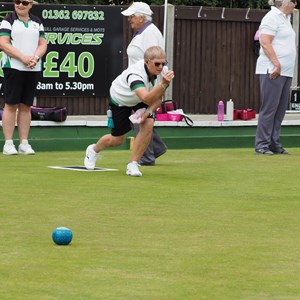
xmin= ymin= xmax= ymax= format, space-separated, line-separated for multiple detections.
xmin=1 ymin=148 xmax=300 ymax=299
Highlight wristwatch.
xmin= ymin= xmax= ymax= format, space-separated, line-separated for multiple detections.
xmin=34 ymin=55 xmax=40 ymax=62
xmin=146 ymin=108 xmax=154 ymax=117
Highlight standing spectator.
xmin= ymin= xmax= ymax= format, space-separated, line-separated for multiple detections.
xmin=0 ymin=0 xmax=47 ymax=155
xmin=84 ymin=46 xmax=174 ymax=177
xmin=121 ymin=2 xmax=167 ymax=166
xmin=255 ymin=0 xmax=297 ymax=155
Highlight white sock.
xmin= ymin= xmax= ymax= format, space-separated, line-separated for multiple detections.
xmin=21 ymin=139 xmax=28 ymax=145
xmin=5 ymin=139 xmax=14 ymax=145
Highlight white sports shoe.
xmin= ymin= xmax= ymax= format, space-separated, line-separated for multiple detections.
xmin=3 ymin=143 xmax=18 ymax=155
xmin=126 ymin=161 xmax=142 ymax=177
xmin=18 ymin=142 xmax=35 ymax=155
xmin=84 ymin=144 xmax=100 ymax=170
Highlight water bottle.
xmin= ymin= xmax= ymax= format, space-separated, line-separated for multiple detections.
xmin=226 ymin=99 xmax=234 ymax=121
xmin=107 ymin=108 xmax=114 ymax=128
xmin=217 ymin=100 xmax=224 ymax=121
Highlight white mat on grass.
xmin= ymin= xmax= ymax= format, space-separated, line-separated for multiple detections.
xmin=48 ymin=166 xmax=118 ymax=172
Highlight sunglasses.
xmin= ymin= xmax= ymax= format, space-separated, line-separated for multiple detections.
xmin=149 ymin=60 xmax=168 ymax=67
xmin=15 ymin=0 xmax=31 ymax=6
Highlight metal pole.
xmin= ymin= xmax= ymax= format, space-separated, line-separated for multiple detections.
xmin=163 ymin=0 xmax=168 ymax=49
xmin=290 ymin=9 xmax=299 ymax=110
xmin=292 ymin=9 xmax=299 ymax=89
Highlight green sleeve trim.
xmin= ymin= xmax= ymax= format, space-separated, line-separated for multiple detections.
xmin=131 ymin=83 xmax=145 ymax=91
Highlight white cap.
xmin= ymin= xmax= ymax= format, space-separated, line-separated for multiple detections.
xmin=121 ymin=2 xmax=153 ymax=16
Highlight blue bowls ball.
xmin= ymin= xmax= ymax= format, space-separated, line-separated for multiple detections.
xmin=52 ymin=227 xmax=73 ymax=245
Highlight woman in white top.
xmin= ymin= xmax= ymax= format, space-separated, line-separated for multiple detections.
xmin=255 ymin=0 xmax=297 ymax=155
xmin=121 ymin=2 xmax=167 ymax=166
xmin=0 ymin=0 xmax=47 ymax=155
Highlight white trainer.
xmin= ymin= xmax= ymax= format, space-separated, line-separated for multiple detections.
xmin=126 ymin=161 xmax=142 ymax=177
xmin=18 ymin=143 xmax=35 ymax=155
xmin=3 ymin=143 xmax=18 ymax=155
xmin=84 ymin=144 xmax=100 ymax=170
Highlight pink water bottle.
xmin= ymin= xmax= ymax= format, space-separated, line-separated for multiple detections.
xmin=217 ymin=100 xmax=224 ymax=121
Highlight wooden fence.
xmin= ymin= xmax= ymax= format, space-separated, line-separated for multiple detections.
xmin=173 ymin=7 xmax=268 ymax=114
xmin=2 ymin=6 xmax=298 ymax=115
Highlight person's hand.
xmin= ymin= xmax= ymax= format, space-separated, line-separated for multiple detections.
xmin=20 ymin=55 xmax=34 ymax=69
xmin=129 ymin=108 xmax=146 ymax=124
xmin=22 ymin=55 xmax=38 ymax=69
xmin=162 ymin=70 xmax=175 ymax=86
xmin=27 ymin=56 xmax=39 ymax=69
xmin=269 ymin=64 xmax=281 ymax=80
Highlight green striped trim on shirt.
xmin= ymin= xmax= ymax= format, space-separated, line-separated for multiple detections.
xmin=131 ymin=83 xmax=145 ymax=90
xmin=109 ymin=95 xmax=120 ymax=107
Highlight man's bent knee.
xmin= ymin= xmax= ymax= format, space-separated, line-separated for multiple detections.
xmin=139 ymin=118 xmax=154 ymax=131
xmin=111 ymin=134 xmax=126 ymax=146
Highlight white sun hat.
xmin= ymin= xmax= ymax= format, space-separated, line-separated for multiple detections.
xmin=121 ymin=2 xmax=153 ymax=16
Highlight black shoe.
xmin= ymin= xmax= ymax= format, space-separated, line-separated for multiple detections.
xmin=255 ymin=148 xmax=274 ymax=155
xmin=270 ymin=148 xmax=290 ymax=155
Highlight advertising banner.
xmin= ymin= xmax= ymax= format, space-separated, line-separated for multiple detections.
xmin=0 ymin=3 xmax=123 ymax=96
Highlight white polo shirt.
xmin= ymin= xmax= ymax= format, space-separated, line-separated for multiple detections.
xmin=127 ymin=22 xmax=164 ymax=66
xmin=110 ymin=60 xmax=156 ymax=107
xmin=0 ymin=12 xmax=45 ymax=72
xmin=256 ymin=6 xmax=296 ymax=77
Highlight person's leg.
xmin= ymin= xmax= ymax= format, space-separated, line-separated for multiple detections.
xmin=84 ymin=134 xmax=126 ymax=170
xmin=130 ymin=118 xmax=154 ymax=163
xmin=137 ymin=127 xmax=167 ymax=165
xmin=152 ymin=128 xmax=167 ymax=158
xmin=126 ymin=118 xmax=154 ymax=177
xmin=16 ymin=103 xmax=36 ymax=154
xmin=2 ymin=103 xmax=19 ymax=155
xmin=17 ymin=103 xmax=32 ymax=143
xmin=133 ymin=123 xmax=155 ymax=165
xmin=2 ymin=68 xmax=20 ymax=154
xmin=84 ymin=104 xmax=131 ymax=170
xmin=13 ymin=71 xmax=38 ymax=154
xmin=94 ymin=134 xmax=126 ymax=152
xmin=270 ymin=77 xmax=292 ymax=151
xmin=2 ymin=103 xmax=18 ymax=141
xmin=255 ymin=75 xmax=285 ymax=151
